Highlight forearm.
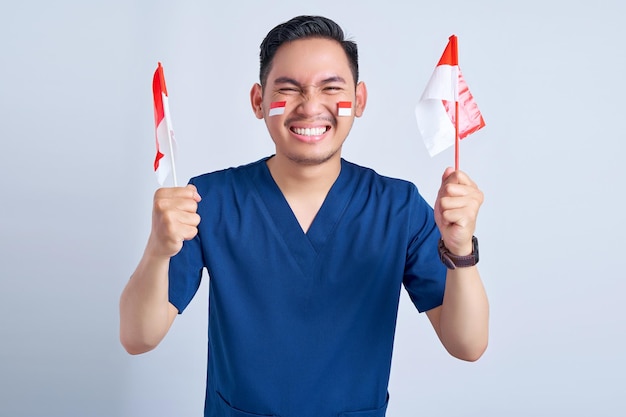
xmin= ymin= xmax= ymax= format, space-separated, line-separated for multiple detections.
xmin=119 ymin=244 xmax=175 ymax=354
xmin=437 ymin=266 xmax=489 ymax=361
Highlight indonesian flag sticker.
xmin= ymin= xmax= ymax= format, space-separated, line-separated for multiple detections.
xmin=337 ymin=101 xmax=352 ymax=116
xmin=269 ymin=101 xmax=286 ymax=116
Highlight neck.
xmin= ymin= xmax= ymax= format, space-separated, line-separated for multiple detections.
xmin=266 ymin=154 xmax=342 ymax=234
xmin=266 ymin=153 xmax=342 ymax=195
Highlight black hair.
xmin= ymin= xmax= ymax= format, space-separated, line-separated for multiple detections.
xmin=259 ymin=15 xmax=359 ymax=86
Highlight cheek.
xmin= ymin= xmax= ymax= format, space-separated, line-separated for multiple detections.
xmin=264 ymin=116 xmax=286 ymax=138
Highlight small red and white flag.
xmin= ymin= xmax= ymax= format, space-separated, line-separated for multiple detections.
xmin=337 ymin=101 xmax=352 ymax=116
xmin=152 ymin=62 xmax=178 ymax=186
xmin=269 ymin=101 xmax=286 ymax=116
xmin=415 ymin=35 xmax=485 ymax=161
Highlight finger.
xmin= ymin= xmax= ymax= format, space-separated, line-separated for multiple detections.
xmin=176 ymin=211 xmax=201 ymax=228
xmin=439 ymin=182 xmax=467 ymax=198
xmin=441 ymin=169 xmax=477 ymax=188
xmin=437 ymin=195 xmax=471 ymax=211
xmin=178 ymin=224 xmax=199 ymax=241
xmin=159 ymin=213 xmax=199 ymax=241
xmin=184 ymin=184 xmax=202 ymax=202
xmin=439 ymin=169 xmax=469 ymax=201
xmin=174 ymin=198 xmax=199 ymax=213
xmin=155 ymin=185 xmax=201 ymax=201
xmin=439 ymin=194 xmax=483 ymax=216
xmin=441 ymin=167 xmax=455 ymax=183
xmin=168 ymin=185 xmax=201 ymax=202
xmin=452 ymin=170 xmax=477 ymax=187
xmin=439 ymin=183 xmax=481 ymax=200
xmin=154 ymin=192 xmax=200 ymax=214
xmin=154 ymin=186 xmax=177 ymax=200
xmin=440 ymin=207 xmax=475 ymax=228
xmin=159 ymin=229 xmax=196 ymax=250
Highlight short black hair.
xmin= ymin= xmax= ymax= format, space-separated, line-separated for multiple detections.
xmin=259 ymin=15 xmax=359 ymax=86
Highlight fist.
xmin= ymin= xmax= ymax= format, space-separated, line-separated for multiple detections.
xmin=148 ymin=184 xmax=202 ymax=258
xmin=434 ymin=168 xmax=483 ymax=256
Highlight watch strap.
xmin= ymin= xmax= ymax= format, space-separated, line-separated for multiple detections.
xmin=438 ymin=236 xmax=479 ymax=270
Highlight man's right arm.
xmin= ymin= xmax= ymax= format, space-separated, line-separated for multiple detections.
xmin=119 ymin=185 xmax=201 ymax=355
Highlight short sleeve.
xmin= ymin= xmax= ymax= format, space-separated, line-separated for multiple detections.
xmin=403 ymin=186 xmax=447 ymax=313
xmin=168 ymin=234 xmax=205 ymax=314
xmin=167 ymin=179 xmax=205 ymax=314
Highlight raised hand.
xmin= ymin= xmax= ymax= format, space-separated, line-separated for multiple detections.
xmin=147 ymin=184 xmax=202 ymax=259
xmin=434 ymin=168 xmax=483 ymax=256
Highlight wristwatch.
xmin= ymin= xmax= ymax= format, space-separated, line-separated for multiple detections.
xmin=438 ymin=236 xmax=479 ymax=270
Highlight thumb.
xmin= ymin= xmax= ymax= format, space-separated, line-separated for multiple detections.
xmin=441 ymin=166 xmax=455 ymax=183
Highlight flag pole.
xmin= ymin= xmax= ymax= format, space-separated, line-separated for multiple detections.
xmin=455 ymin=101 xmax=460 ymax=171
xmin=451 ymin=35 xmax=460 ymax=171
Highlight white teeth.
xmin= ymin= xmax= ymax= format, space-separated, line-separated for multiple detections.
xmin=293 ymin=127 xmax=326 ymax=136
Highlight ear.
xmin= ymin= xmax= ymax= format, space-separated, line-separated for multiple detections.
xmin=250 ymin=83 xmax=264 ymax=119
xmin=354 ymin=81 xmax=367 ymax=118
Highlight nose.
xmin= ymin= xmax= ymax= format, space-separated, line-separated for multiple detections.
xmin=295 ymin=88 xmax=327 ymax=117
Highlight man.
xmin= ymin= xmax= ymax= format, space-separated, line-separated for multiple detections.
xmin=120 ymin=15 xmax=488 ymax=417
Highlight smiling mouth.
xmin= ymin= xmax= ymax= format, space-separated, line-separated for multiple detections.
xmin=290 ymin=126 xmax=331 ymax=136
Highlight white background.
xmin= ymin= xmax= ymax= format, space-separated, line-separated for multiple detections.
xmin=1 ymin=1 xmax=624 ymax=416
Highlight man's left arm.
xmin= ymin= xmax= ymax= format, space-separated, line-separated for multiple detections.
xmin=426 ymin=167 xmax=489 ymax=362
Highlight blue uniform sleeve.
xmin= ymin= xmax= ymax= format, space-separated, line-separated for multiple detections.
xmin=403 ymin=186 xmax=447 ymax=313
xmin=168 ymin=235 xmax=204 ymax=314
xmin=168 ymin=179 xmax=206 ymax=314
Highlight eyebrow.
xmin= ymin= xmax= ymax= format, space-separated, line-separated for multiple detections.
xmin=273 ymin=75 xmax=347 ymax=86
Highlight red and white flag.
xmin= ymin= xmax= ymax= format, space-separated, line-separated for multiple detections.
xmin=269 ymin=101 xmax=286 ymax=116
xmin=337 ymin=101 xmax=352 ymax=116
xmin=152 ymin=62 xmax=178 ymax=186
xmin=415 ymin=35 xmax=485 ymax=158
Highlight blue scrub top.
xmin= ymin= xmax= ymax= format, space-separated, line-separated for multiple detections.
xmin=169 ymin=157 xmax=446 ymax=417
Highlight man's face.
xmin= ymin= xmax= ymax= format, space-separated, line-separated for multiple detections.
xmin=251 ymin=37 xmax=367 ymax=166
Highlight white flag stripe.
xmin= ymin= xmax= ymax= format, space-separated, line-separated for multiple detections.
xmin=415 ymin=99 xmax=455 ymax=157
xmin=155 ymin=119 xmax=171 ymax=185
xmin=269 ymin=106 xmax=285 ymax=116
xmin=155 ymin=93 xmax=177 ymax=186
xmin=161 ymin=93 xmax=177 ymax=186
xmin=338 ymin=107 xmax=351 ymax=116
xmin=420 ymin=65 xmax=458 ymax=102
xmin=416 ymin=65 xmax=458 ymax=156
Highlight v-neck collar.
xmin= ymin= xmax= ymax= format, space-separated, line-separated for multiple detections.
xmin=251 ymin=157 xmax=357 ymax=273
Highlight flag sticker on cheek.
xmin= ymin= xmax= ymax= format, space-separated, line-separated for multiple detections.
xmin=269 ymin=101 xmax=286 ymax=116
xmin=337 ymin=101 xmax=352 ymax=116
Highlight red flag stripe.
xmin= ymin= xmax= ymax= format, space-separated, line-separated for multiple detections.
xmin=437 ymin=35 xmax=458 ymax=66
xmin=153 ymin=63 xmax=165 ymax=129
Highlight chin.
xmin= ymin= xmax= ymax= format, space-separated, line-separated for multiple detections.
xmin=286 ymin=149 xmax=340 ymax=166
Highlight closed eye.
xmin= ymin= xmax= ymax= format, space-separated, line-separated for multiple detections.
xmin=278 ymin=87 xmax=300 ymax=94
xmin=323 ymin=86 xmax=343 ymax=93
